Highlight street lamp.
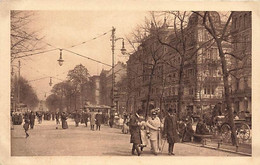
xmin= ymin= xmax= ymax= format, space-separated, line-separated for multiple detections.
xmin=57 ymin=49 xmax=64 ymax=66
xmin=111 ymin=26 xmax=127 ymax=112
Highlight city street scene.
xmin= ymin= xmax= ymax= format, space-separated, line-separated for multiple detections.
xmin=10 ymin=11 xmax=251 ymax=156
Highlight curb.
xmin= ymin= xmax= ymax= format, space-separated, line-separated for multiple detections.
xmin=182 ymin=142 xmax=251 ymax=156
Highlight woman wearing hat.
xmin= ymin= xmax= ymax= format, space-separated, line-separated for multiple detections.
xmin=129 ymin=109 xmax=142 ymax=156
xmin=163 ymin=108 xmax=180 ymax=155
xmin=146 ymin=109 xmax=162 ymax=155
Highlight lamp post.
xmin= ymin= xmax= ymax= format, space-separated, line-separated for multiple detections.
xmin=111 ymin=26 xmax=126 ymax=112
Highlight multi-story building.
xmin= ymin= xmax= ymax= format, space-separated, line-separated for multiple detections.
xmin=230 ymin=11 xmax=252 ymax=115
xmin=99 ymin=61 xmax=127 ymax=114
xmin=127 ymin=12 xmax=230 ymax=117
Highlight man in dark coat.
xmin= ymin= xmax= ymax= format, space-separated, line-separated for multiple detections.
xmin=82 ymin=111 xmax=89 ymax=127
xmin=23 ymin=112 xmax=30 ymax=138
xmin=95 ymin=110 xmax=103 ymax=130
xmin=74 ymin=110 xmax=81 ymax=127
xmin=163 ymin=108 xmax=180 ymax=155
xmin=29 ymin=111 xmax=36 ymax=129
xmin=129 ymin=109 xmax=142 ymax=156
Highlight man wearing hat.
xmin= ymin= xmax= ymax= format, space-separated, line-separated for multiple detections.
xmin=129 ymin=109 xmax=142 ymax=156
xmin=163 ymin=108 xmax=180 ymax=155
xmin=146 ymin=109 xmax=162 ymax=155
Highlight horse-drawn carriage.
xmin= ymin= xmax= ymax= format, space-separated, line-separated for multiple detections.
xmin=204 ymin=113 xmax=251 ymax=143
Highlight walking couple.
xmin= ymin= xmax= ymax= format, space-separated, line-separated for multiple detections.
xmin=129 ymin=108 xmax=179 ymax=156
xmin=129 ymin=110 xmax=161 ymax=156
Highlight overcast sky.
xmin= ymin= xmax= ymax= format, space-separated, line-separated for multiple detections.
xmin=15 ymin=11 xmax=149 ymax=100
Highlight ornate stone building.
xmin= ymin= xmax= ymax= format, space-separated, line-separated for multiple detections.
xmin=127 ymin=12 xmax=231 ymax=117
xmin=230 ymin=11 xmax=252 ymax=115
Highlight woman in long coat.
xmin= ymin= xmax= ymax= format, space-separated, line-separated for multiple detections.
xmin=129 ymin=111 xmax=142 ymax=156
xmin=61 ymin=112 xmax=68 ymax=129
xmin=163 ymin=108 xmax=180 ymax=155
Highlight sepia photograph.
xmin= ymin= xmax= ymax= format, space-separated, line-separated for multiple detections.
xmin=10 ymin=10 xmax=252 ymax=157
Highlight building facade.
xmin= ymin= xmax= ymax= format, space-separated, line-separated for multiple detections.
xmin=230 ymin=11 xmax=252 ymax=115
xmin=99 ymin=62 xmax=127 ymax=114
xmin=127 ymin=12 xmax=231 ymax=117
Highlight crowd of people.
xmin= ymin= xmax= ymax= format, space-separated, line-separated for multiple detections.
xmin=12 ymin=102 xmax=243 ymax=156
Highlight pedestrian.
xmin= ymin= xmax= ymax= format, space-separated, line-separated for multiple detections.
xmin=55 ymin=111 xmax=60 ymax=129
xmin=163 ymin=108 xmax=180 ymax=156
xmin=194 ymin=117 xmax=210 ymax=142
xmin=182 ymin=120 xmax=194 ymax=142
xmin=29 ymin=111 xmax=35 ymax=129
xmin=23 ymin=112 xmax=30 ymax=138
xmin=129 ymin=109 xmax=142 ymax=156
xmin=122 ymin=113 xmax=130 ymax=134
xmin=109 ymin=112 xmax=114 ymax=128
xmin=74 ymin=110 xmax=80 ymax=127
xmin=95 ymin=110 xmax=103 ymax=131
xmin=52 ymin=112 xmax=55 ymax=121
xmin=83 ymin=110 xmax=89 ymax=127
xmin=146 ymin=110 xmax=162 ymax=155
xmin=61 ymin=112 xmax=68 ymax=129
xmin=139 ymin=114 xmax=148 ymax=151
xmin=90 ymin=110 xmax=96 ymax=131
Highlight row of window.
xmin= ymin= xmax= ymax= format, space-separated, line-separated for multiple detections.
xmin=233 ymin=12 xmax=251 ymax=31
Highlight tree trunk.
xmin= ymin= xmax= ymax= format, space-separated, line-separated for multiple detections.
xmin=145 ymin=66 xmax=156 ymax=120
xmin=217 ymin=40 xmax=238 ymax=146
xmin=177 ymin=57 xmax=185 ymax=120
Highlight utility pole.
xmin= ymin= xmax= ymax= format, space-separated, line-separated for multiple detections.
xmin=111 ymin=27 xmax=115 ymax=110
xmin=17 ymin=60 xmax=21 ymax=110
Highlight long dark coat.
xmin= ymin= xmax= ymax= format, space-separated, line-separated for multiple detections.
xmin=163 ymin=113 xmax=180 ymax=144
xmin=74 ymin=112 xmax=81 ymax=124
xmin=95 ymin=113 xmax=103 ymax=126
xmin=29 ymin=113 xmax=35 ymax=125
xmin=129 ymin=114 xmax=142 ymax=144
xmin=61 ymin=113 xmax=68 ymax=129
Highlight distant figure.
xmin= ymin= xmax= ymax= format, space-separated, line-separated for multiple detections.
xmin=38 ymin=112 xmax=43 ymax=124
xmin=95 ymin=110 xmax=103 ymax=131
xmin=74 ymin=110 xmax=81 ymax=127
xmin=23 ymin=113 xmax=30 ymax=138
xmin=163 ymin=108 xmax=180 ymax=156
xmin=61 ymin=112 xmax=68 ymax=129
xmin=212 ymin=102 xmax=222 ymax=125
xmin=55 ymin=112 xmax=60 ymax=129
xmin=52 ymin=112 xmax=55 ymax=121
xmin=109 ymin=113 xmax=114 ymax=128
xmin=29 ymin=111 xmax=35 ymax=129
xmin=182 ymin=121 xmax=194 ymax=142
xmin=82 ymin=111 xmax=89 ymax=127
xmin=90 ymin=111 xmax=96 ymax=131
xmin=194 ymin=118 xmax=210 ymax=142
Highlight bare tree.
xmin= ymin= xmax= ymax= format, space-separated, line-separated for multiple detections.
xmin=11 ymin=11 xmax=44 ymax=62
xmin=153 ymin=11 xmax=215 ymax=119
xmin=193 ymin=11 xmax=241 ymax=146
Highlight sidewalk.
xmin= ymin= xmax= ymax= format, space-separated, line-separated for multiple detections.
xmin=183 ymin=140 xmax=251 ymax=156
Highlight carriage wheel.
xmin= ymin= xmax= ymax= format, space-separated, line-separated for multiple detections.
xmin=221 ymin=123 xmax=231 ymax=143
xmin=237 ymin=123 xmax=251 ymax=141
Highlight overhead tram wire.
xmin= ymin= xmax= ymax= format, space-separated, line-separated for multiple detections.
xmin=62 ymin=49 xmax=112 ymax=67
xmin=15 ymin=48 xmax=59 ymax=59
xmin=64 ymin=30 xmax=112 ymax=49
